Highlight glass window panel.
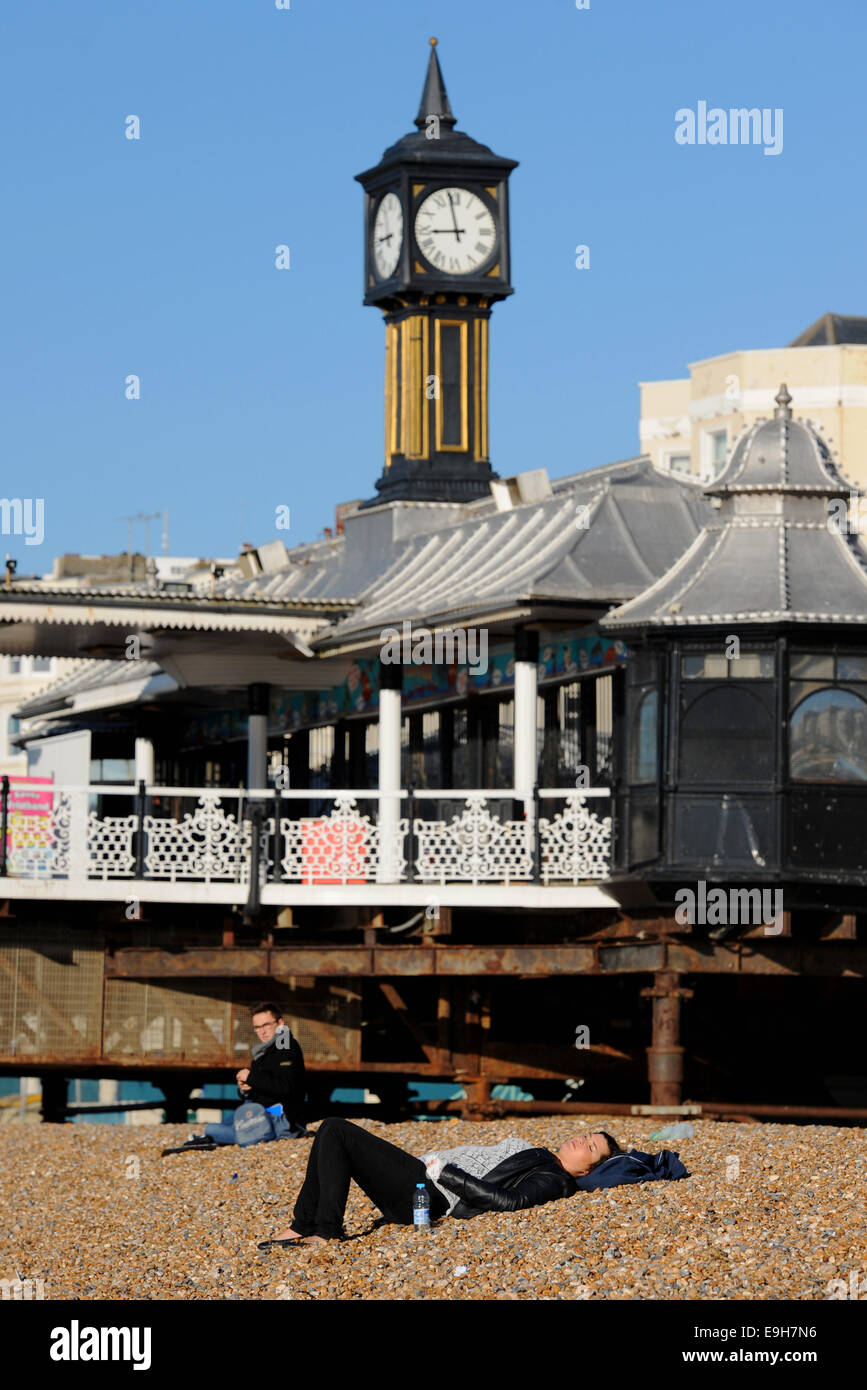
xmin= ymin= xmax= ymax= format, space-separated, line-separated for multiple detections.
xmin=837 ymin=655 xmax=867 ymax=682
xmin=673 ymin=795 xmax=773 ymax=865
xmin=736 ymin=653 xmax=775 ymax=679
xmin=790 ymin=681 xmax=828 ymax=710
xmin=679 ymin=687 xmax=774 ymax=783
xmin=702 ymin=655 xmax=729 ymax=680
xmin=629 ymin=689 xmax=658 ymax=784
xmin=789 ymin=688 xmax=867 ymax=782
xmin=790 ymin=653 xmax=834 ymax=679
xmin=682 ymin=655 xmax=706 ymax=679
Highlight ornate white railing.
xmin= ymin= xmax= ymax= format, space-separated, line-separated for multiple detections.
xmin=1 ymin=784 xmax=611 ymax=888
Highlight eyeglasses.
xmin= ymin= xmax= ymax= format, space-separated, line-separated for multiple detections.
xmin=252 ymin=1021 xmax=278 ymax=1033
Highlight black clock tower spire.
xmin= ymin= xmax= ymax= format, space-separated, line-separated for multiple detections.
xmin=356 ymin=39 xmax=518 ymax=505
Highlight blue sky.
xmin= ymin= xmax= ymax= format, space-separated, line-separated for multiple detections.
xmin=2 ymin=0 xmax=865 ymax=570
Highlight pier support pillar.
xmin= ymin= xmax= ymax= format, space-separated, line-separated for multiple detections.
xmin=643 ymin=971 xmax=693 ymax=1109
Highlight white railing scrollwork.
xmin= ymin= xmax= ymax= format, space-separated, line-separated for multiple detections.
xmin=0 ymin=784 xmax=611 ymax=888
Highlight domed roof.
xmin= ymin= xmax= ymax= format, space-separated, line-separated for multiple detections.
xmin=708 ymin=385 xmax=849 ymax=496
xmin=602 ymin=385 xmax=867 ymax=631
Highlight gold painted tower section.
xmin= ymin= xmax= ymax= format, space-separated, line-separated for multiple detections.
xmin=401 ymin=315 xmax=430 ymax=460
xmin=474 ymin=317 xmax=489 ymax=461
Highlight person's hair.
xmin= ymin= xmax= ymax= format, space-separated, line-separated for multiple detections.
xmin=250 ymin=1001 xmax=283 ymax=1022
xmin=590 ymin=1131 xmax=623 ymax=1170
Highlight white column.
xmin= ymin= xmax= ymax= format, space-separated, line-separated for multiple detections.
xmin=98 ymin=1078 xmax=120 ymax=1119
xmin=247 ymin=684 xmax=270 ymax=792
xmin=377 ymin=675 xmax=402 ymax=883
xmin=134 ymin=738 xmax=154 ymax=785
xmin=513 ymin=630 xmax=539 ymax=801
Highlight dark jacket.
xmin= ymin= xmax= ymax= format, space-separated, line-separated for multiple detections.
xmin=243 ymin=1032 xmax=307 ymax=1130
xmin=438 ymin=1145 xmax=689 ymax=1220
xmin=438 ymin=1147 xmax=577 ymax=1220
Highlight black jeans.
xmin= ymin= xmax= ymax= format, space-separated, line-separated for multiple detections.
xmin=291 ymin=1117 xmax=450 ymax=1239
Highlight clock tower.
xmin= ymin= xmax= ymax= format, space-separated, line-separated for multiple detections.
xmin=356 ymin=39 xmax=518 ymax=505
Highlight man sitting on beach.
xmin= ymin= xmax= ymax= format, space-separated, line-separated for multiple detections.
xmin=183 ymin=1002 xmax=308 ymax=1150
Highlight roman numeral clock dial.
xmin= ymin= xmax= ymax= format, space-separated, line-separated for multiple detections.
xmin=414 ymin=187 xmax=497 ymax=275
xmin=373 ymin=192 xmax=404 ymax=280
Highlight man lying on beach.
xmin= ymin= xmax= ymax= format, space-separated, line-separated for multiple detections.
xmin=257 ymin=1117 xmax=688 ymax=1247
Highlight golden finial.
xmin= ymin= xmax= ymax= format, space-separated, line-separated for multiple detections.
xmin=430 ymin=36 xmax=438 ymax=47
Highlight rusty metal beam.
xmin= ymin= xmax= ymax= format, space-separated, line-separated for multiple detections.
xmin=406 ymin=1099 xmax=867 ymax=1123
xmin=103 ymin=941 xmax=867 ymax=979
xmin=104 ymin=948 xmax=268 ymax=977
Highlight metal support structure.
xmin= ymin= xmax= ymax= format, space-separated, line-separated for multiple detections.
xmin=405 ymin=783 xmax=415 ymax=879
xmin=243 ymin=801 xmax=265 ymax=923
xmin=40 ymin=1073 xmax=68 ymax=1123
xmin=0 ymin=775 xmax=8 ymax=877
xmin=135 ymin=778 xmax=147 ymax=878
xmin=160 ymin=1078 xmax=192 ymax=1124
xmin=642 ymin=970 xmax=693 ymax=1109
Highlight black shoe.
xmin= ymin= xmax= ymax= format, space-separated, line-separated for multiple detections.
xmin=182 ymin=1135 xmax=218 ymax=1150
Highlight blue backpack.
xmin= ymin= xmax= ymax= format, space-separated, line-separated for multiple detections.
xmin=234 ymin=1102 xmax=280 ymax=1146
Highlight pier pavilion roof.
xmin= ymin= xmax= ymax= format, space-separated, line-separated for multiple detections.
xmin=10 ymin=454 xmax=708 ymax=719
xmin=217 ymin=456 xmax=708 ymax=651
xmin=602 ymin=386 xmax=867 ymax=631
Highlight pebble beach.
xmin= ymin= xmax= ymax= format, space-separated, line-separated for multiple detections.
xmin=3 ymin=1116 xmax=865 ymax=1301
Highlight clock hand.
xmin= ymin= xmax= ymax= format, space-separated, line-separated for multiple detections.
xmin=378 ymin=233 xmax=393 ymax=242
xmin=430 ymin=227 xmax=466 ymax=234
xmin=446 ymin=192 xmax=463 ymax=242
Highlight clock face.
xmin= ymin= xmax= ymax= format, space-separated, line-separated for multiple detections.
xmin=414 ymin=187 xmax=498 ymax=275
xmin=373 ymin=192 xmax=403 ymax=279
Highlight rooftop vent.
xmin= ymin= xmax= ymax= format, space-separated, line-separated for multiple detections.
xmin=489 ymin=468 xmax=552 ymax=512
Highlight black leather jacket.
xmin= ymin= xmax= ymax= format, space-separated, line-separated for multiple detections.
xmin=437 ymin=1147 xmax=577 ymax=1220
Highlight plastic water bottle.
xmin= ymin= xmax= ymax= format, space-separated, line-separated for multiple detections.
xmin=413 ymin=1183 xmax=430 ymax=1228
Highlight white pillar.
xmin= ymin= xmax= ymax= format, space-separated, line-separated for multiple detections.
xmin=377 ymin=667 xmax=402 ymax=883
xmin=98 ymin=1078 xmax=120 ymax=1119
xmin=247 ymin=684 xmax=270 ymax=792
xmin=134 ymin=738 xmax=154 ymax=785
xmin=513 ymin=629 xmax=539 ymax=801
